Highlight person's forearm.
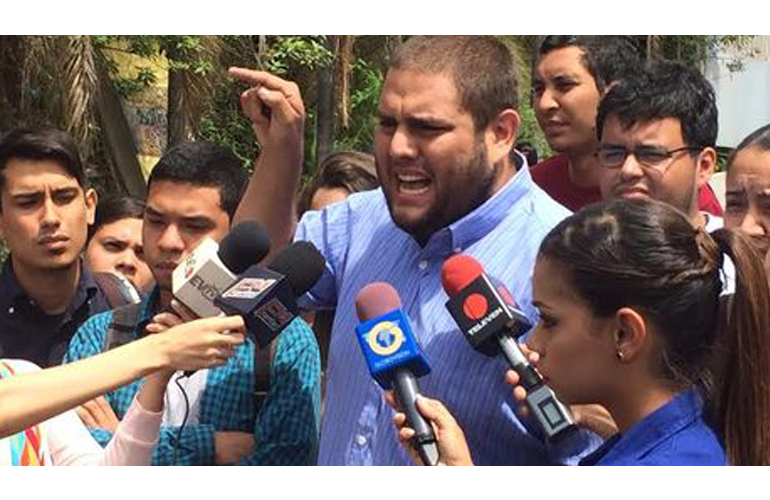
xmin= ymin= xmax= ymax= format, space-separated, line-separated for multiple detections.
xmin=234 ymin=144 xmax=303 ymax=258
xmin=136 ymin=370 xmax=174 ymax=413
xmin=0 ymin=337 xmax=167 ymax=438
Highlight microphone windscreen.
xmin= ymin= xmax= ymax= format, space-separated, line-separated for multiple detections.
xmin=441 ymin=254 xmax=484 ymax=297
xmin=268 ymin=241 xmax=326 ymax=296
xmin=355 ymin=282 xmax=403 ymax=322
xmin=218 ymin=222 xmax=271 ymax=273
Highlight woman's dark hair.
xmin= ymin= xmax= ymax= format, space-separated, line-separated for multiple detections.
xmin=539 ymin=197 xmax=770 ymax=465
xmin=88 ymin=195 xmax=146 ymax=240
xmin=727 ymin=123 xmax=770 ymax=167
xmin=298 ymin=151 xmax=378 ymax=215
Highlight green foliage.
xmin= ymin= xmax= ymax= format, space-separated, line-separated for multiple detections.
xmin=196 ymin=36 xmax=338 ymax=172
xmin=263 ymin=36 xmax=334 ymax=76
xmin=5 ymin=35 xmax=757 ymax=196
xmin=333 ymin=58 xmax=383 ymax=153
xmin=197 ymin=86 xmax=259 ymax=171
xmin=517 ymin=105 xmax=552 ymax=163
xmin=643 ymin=35 xmax=758 ymax=71
xmin=95 ymin=36 xmax=216 ymax=99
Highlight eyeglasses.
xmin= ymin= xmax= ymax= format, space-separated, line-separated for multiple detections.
xmin=597 ymin=145 xmax=702 ymax=169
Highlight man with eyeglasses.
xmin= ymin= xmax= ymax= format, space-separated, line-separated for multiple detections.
xmin=595 ymin=59 xmax=723 ymax=232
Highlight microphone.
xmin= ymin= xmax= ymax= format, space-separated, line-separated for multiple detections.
xmin=442 ymin=254 xmax=576 ymax=441
xmin=354 ymin=283 xmax=439 ymax=466
xmin=171 ymin=222 xmax=270 ymax=318
xmin=214 ymin=241 xmax=325 ymax=347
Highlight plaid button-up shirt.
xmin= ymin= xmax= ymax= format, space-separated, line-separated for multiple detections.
xmin=63 ymin=289 xmax=321 ymax=465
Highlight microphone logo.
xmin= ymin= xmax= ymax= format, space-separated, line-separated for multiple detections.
xmin=184 ymin=256 xmax=196 ymax=279
xmin=367 ymin=321 xmax=405 ymax=356
xmin=462 ymin=293 xmax=488 ymax=321
xmin=222 ymin=277 xmax=277 ymax=299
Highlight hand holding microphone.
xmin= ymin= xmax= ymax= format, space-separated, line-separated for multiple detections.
xmin=149 ymin=316 xmax=247 ymax=373
xmin=354 ymin=283 xmax=439 ymax=466
xmin=384 ymin=391 xmax=474 ymax=466
xmin=505 ymin=366 xmax=619 ymax=439
xmin=170 ymin=221 xmax=269 ymax=377
xmin=442 ymin=254 xmax=577 ymax=441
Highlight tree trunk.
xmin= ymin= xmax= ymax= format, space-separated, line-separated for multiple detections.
xmin=94 ymin=54 xmax=146 ymax=198
xmin=0 ymin=36 xmax=25 ymax=129
xmin=315 ymin=36 xmax=337 ymax=169
xmin=385 ymin=35 xmax=403 ymax=63
xmin=166 ymin=45 xmax=194 ymax=148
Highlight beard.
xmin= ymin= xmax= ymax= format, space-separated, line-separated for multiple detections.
xmin=386 ymin=140 xmax=497 ymax=246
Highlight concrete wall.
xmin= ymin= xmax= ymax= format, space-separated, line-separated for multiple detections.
xmin=706 ymin=36 xmax=770 ymax=148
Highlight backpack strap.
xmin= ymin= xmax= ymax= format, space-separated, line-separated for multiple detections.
xmin=104 ymin=302 xmax=143 ymax=351
xmin=93 ymin=272 xmax=141 ymax=309
xmin=253 ymin=340 xmax=278 ymax=414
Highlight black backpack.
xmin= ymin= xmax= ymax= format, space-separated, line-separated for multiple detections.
xmin=103 ymin=296 xmax=275 ymax=414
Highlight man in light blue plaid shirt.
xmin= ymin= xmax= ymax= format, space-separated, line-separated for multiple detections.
xmin=64 ymin=142 xmax=321 ymax=465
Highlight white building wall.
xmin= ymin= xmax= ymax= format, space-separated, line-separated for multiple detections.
xmin=706 ymin=36 xmax=770 ymax=148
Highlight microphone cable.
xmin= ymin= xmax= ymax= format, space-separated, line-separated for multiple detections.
xmin=172 ymin=372 xmax=191 ymax=466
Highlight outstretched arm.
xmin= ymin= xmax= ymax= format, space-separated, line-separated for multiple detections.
xmin=229 ymin=68 xmax=306 ymax=259
xmin=0 ymin=316 xmax=245 ymax=438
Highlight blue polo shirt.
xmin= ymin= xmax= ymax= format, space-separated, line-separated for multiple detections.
xmin=580 ymin=389 xmax=725 ymax=466
xmin=0 ymin=257 xmax=110 ymax=367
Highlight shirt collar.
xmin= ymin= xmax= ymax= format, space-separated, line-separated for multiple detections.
xmin=423 ymin=153 xmax=533 ymax=257
xmin=0 ymin=257 xmax=99 ymax=313
xmin=77 ymin=264 xmax=101 ymax=302
xmin=0 ymin=257 xmax=27 ymax=307
xmin=580 ymin=388 xmax=705 ymax=466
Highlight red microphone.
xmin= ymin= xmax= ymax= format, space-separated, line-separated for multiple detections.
xmin=442 ymin=254 xmax=576 ymax=441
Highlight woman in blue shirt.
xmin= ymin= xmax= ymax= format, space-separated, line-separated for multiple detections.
xmin=391 ymin=198 xmax=770 ymax=466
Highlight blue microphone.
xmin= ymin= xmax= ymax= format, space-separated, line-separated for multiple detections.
xmin=354 ymin=282 xmax=438 ymax=466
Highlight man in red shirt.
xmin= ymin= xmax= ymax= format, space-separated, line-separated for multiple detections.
xmin=529 ymin=36 xmax=722 ymax=215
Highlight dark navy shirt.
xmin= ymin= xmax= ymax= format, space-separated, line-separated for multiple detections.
xmin=580 ymin=389 xmax=725 ymax=466
xmin=0 ymin=257 xmax=111 ymax=368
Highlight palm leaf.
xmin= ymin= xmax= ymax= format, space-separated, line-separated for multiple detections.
xmin=62 ymin=36 xmax=98 ymax=153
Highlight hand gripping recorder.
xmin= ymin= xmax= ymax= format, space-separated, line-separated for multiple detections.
xmin=442 ymin=254 xmax=576 ymax=441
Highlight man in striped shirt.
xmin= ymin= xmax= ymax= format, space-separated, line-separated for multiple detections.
xmin=231 ymin=36 xmax=599 ymax=465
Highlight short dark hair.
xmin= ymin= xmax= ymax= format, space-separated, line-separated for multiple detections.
xmin=147 ymin=141 xmax=248 ymax=221
xmin=0 ymin=127 xmax=87 ymax=198
xmin=728 ymin=123 xmax=770 ymax=167
xmin=538 ymin=35 xmax=641 ymax=91
xmin=389 ymin=36 xmax=519 ymax=131
xmin=596 ymin=59 xmax=718 ymax=149
xmin=298 ymin=151 xmax=378 ymax=215
xmin=88 ymin=195 xmax=146 ymax=240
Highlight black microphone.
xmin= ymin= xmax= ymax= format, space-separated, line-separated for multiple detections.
xmin=354 ymin=282 xmax=439 ymax=466
xmin=214 ymin=241 xmax=325 ymax=347
xmin=171 ymin=221 xmax=269 ymax=378
xmin=442 ymin=254 xmax=577 ymax=441
xmin=171 ymin=221 xmax=271 ymax=318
